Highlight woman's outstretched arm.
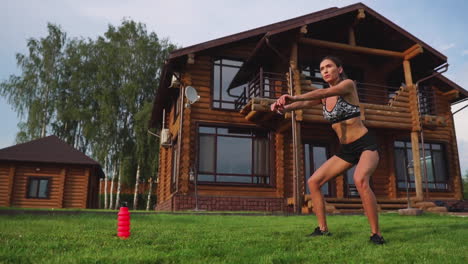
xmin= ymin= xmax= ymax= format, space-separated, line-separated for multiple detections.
xmin=277 ymin=79 xmax=355 ymax=105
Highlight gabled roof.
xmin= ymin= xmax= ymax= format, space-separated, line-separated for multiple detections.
xmin=150 ymin=2 xmax=462 ymax=128
xmin=167 ymin=2 xmax=446 ymax=62
xmin=0 ymin=135 xmax=101 ymax=166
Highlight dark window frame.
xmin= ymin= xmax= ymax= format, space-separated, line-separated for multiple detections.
xmin=211 ymin=58 xmax=246 ymax=111
xmin=26 ymin=177 xmax=51 ymax=199
xmin=302 ymin=141 xmax=334 ymax=197
xmin=393 ymin=140 xmax=450 ymax=192
xmin=196 ymin=122 xmax=274 ymax=187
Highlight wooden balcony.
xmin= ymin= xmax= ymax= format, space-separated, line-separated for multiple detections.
xmin=236 ymin=70 xmax=445 ymax=131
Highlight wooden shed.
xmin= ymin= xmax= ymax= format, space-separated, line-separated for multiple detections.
xmin=150 ymin=3 xmax=468 ymax=213
xmin=0 ymin=136 xmax=104 ymax=209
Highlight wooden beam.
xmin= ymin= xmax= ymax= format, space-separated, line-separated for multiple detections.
xmin=403 ymin=60 xmax=414 ymax=86
xmin=361 ymin=103 xmax=409 ymax=113
xmin=298 ymin=37 xmax=405 ymax=58
xmin=363 ymin=120 xmax=411 ymax=130
xmin=300 ymin=25 xmax=308 ymax=34
xmin=187 ymin=53 xmax=195 ymax=64
xmin=442 ymin=90 xmax=459 ymax=101
xmin=404 ymin=46 xmax=423 ymax=60
xmin=245 ymin=110 xmax=258 ymax=121
xmin=357 ymin=8 xmax=366 ymax=20
xmin=403 ymin=44 xmax=422 ymax=56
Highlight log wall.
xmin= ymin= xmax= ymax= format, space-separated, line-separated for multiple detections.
xmin=1 ymin=163 xmax=94 ymax=209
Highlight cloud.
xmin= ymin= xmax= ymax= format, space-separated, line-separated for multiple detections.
xmin=463 ymin=50 xmax=468 ymax=56
xmin=439 ymin=43 xmax=456 ymax=51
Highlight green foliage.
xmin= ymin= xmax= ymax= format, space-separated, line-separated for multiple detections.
xmin=1 ymin=213 xmax=467 ymax=263
xmin=99 ymin=193 xmax=156 ymax=210
xmin=1 ymin=19 xmax=176 ymax=195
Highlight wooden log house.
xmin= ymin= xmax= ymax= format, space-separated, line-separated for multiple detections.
xmin=0 ymin=136 xmax=104 ymax=209
xmin=150 ymin=3 xmax=468 ymax=213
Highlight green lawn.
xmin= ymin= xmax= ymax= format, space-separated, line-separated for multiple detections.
xmin=0 ymin=212 xmax=467 ymax=263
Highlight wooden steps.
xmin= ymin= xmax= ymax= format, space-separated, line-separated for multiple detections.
xmin=295 ymin=196 xmax=409 ymax=214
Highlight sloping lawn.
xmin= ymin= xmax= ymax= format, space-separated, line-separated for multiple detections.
xmin=0 ymin=211 xmax=467 ymax=263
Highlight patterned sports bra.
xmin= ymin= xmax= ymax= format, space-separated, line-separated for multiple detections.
xmin=323 ymin=96 xmax=361 ymax=124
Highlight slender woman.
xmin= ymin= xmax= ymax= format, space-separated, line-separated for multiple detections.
xmin=271 ymin=56 xmax=385 ymax=244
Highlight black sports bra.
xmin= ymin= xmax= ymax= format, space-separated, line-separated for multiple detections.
xmin=323 ymin=96 xmax=361 ymax=124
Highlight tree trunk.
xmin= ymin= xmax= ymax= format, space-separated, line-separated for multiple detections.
xmin=115 ymin=163 xmax=123 ymax=209
xmin=133 ymin=163 xmax=141 ymax=210
xmin=104 ymin=160 xmax=109 ymax=209
xmin=109 ymin=163 xmax=117 ymax=209
xmin=146 ymin=178 xmax=153 ymax=211
xmin=104 ymin=176 xmax=108 ymax=209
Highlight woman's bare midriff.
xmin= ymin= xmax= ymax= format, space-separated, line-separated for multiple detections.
xmin=331 ymin=116 xmax=368 ymax=144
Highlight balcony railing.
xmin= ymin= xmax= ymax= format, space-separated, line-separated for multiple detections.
xmin=234 ymin=68 xmax=288 ymax=111
xmin=234 ymin=69 xmax=435 ymax=114
xmin=355 ymin=82 xmax=400 ymax=105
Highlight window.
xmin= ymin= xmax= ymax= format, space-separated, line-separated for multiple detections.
xmin=304 ymin=143 xmax=332 ymax=196
xmin=394 ymin=141 xmax=449 ymax=191
xmin=197 ymin=125 xmax=270 ymax=185
xmin=27 ymin=177 xmax=50 ymax=199
xmin=212 ymin=59 xmax=247 ymax=110
xmin=345 ymin=166 xmax=359 ymax=197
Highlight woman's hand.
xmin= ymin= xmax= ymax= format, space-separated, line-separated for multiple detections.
xmin=270 ymin=101 xmax=285 ymax=115
xmin=278 ymin=94 xmax=294 ymax=105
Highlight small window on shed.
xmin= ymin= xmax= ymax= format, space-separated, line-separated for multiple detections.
xmin=27 ymin=177 xmax=51 ymax=199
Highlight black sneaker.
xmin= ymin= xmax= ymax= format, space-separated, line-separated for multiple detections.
xmin=307 ymin=227 xmax=332 ymax=237
xmin=370 ymin=234 xmax=385 ymax=245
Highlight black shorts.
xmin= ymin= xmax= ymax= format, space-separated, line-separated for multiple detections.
xmin=336 ymin=132 xmax=378 ymax=164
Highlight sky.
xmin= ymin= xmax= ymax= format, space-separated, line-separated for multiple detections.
xmin=1 ymin=0 xmax=467 ymax=173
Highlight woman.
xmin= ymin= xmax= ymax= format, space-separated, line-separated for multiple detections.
xmin=271 ymin=56 xmax=385 ymax=245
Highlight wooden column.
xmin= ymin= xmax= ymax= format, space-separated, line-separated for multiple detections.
xmin=179 ymin=71 xmax=192 ymax=194
xmin=275 ymin=133 xmax=285 ymax=198
xmin=290 ymin=40 xmax=303 ymax=214
xmin=403 ymin=60 xmax=423 ymax=200
xmin=7 ymin=165 xmax=16 ymax=207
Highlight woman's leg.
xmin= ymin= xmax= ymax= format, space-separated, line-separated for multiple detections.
xmin=353 ymin=150 xmax=380 ymax=235
xmin=308 ymin=155 xmax=353 ymax=231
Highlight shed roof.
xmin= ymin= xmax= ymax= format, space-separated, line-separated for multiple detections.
xmin=0 ymin=135 xmax=101 ymax=166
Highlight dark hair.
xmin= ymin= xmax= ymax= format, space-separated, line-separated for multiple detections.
xmin=320 ymin=56 xmax=348 ymax=80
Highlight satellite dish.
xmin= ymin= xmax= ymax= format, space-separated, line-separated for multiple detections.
xmin=185 ymin=86 xmax=200 ymax=106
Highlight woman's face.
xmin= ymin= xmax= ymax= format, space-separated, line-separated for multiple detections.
xmin=319 ymin=59 xmax=343 ymax=84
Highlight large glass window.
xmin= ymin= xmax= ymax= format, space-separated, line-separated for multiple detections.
xmin=197 ymin=125 xmax=270 ymax=185
xmin=304 ymin=143 xmax=332 ymax=196
xmin=27 ymin=177 xmax=50 ymax=199
xmin=394 ymin=141 xmax=449 ymax=191
xmin=212 ymin=59 xmax=247 ymax=110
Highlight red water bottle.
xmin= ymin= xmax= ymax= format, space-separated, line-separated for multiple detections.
xmin=117 ymin=202 xmax=131 ymax=239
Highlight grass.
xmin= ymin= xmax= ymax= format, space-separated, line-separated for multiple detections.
xmin=0 ymin=212 xmax=467 ymax=263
